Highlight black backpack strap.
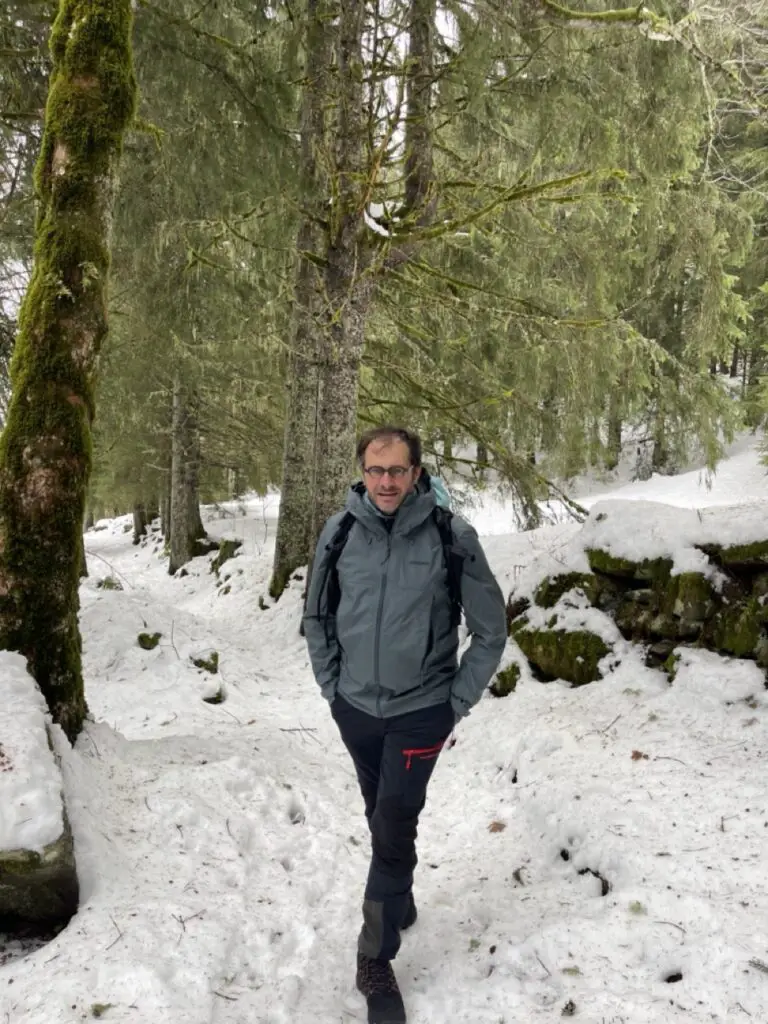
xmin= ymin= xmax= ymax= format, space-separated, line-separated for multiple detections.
xmin=317 ymin=511 xmax=355 ymax=645
xmin=432 ymin=507 xmax=465 ymax=628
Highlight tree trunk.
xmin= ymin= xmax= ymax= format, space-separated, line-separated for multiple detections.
xmin=161 ymin=491 xmax=170 ymax=541
xmin=476 ymin=441 xmax=488 ymax=481
xmin=132 ymin=502 xmax=147 ymax=545
xmin=84 ymin=509 xmax=94 ymax=531
xmin=730 ymin=344 xmax=740 ymax=378
xmin=606 ymin=392 xmax=622 ymax=471
xmin=169 ymin=377 xmax=207 ymax=574
xmin=270 ymin=219 xmax=323 ymax=598
xmin=651 ymin=413 xmax=669 ymax=474
xmin=270 ymin=0 xmax=330 ymax=599
xmin=273 ymin=0 xmax=437 ymax=593
xmin=310 ymin=0 xmax=370 ymax=545
xmin=0 ymin=0 xmax=136 ymax=742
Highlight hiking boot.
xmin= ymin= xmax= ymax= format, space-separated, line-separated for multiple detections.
xmin=356 ymin=953 xmax=406 ymax=1024
xmin=401 ymin=892 xmax=417 ymax=931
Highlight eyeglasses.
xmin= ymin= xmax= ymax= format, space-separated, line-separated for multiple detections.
xmin=363 ymin=465 xmax=412 ymax=479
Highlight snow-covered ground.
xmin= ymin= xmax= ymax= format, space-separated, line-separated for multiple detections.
xmin=2 ymin=439 xmax=768 ymax=1023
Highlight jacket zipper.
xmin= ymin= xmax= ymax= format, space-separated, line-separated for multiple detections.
xmin=402 ymin=740 xmax=446 ymax=771
xmin=374 ymin=533 xmax=391 ymax=717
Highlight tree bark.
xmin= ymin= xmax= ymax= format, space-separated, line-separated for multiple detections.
xmin=476 ymin=441 xmax=488 ymax=480
xmin=169 ymin=377 xmax=207 ymax=574
xmin=0 ymin=0 xmax=136 ymax=741
xmin=730 ymin=344 xmax=740 ymax=378
xmin=606 ymin=393 xmax=622 ymax=471
xmin=161 ymin=491 xmax=170 ymax=541
xmin=132 ymin=501 xmax=147 ymax=545
xmin=270 ymin=0 xmax=332 ymax=599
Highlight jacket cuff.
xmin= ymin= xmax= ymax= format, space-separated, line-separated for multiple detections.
xmin=450 ymin=694 xmax=470 ymax=720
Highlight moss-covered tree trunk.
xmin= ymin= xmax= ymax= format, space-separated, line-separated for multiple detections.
xmin=0 ymin=0 xmax=136 ymax=742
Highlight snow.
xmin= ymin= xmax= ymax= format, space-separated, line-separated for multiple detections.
xmin=1 ymin=438 xmax=768 ymax=1022
xmin=0 ymin=652 xmax=63 ymax=852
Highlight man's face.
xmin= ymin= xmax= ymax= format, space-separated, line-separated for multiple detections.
xmin=362 ymin=438 xmax=422 ymax=513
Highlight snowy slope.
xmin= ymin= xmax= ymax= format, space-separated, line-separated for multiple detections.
xmin=1 ymin=440 xmax=768 ymax=1023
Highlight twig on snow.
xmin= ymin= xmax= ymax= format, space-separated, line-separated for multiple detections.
xmin=748 ymin=957 xmax=768 ymax=974
xmin=170 ymin=620 xmax=180 ymax=660
xmin=534 ymin=953 xmax=551 ymax=977
xmin=654 ymin=920 xmax=686 ymax=935
xmin=600 ymin=713 xmax=622 ymax=734
xmin=86 ymin=550 xmax=133 ymax=589
xmin=106 ymin=916 xmax=124 ymax=951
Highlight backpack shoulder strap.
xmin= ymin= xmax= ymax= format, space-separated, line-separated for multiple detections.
xmin=317 ymin=512 xmax=356 ymax=639
xmin=432 ymin=507 xmax=465 ymax=626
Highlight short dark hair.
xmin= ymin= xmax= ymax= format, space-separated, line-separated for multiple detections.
xmin=356 ymin=425 xmax=422 ymax=467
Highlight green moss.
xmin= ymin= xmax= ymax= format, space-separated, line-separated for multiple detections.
xmin=705 ymin=599 xmax=767 ymax=658
xmin=96 ymin=575 xmax=122 ymax=591
xmin=202 ymin=685 xmax=225 ymax=705
xmin=586 ymin=548 xmax=672 ymax=583
xmin=489 ymin=663 xmax=520 ymax=697
xmin=662 ymin=650 xmax=681 ymax=681
xmin=703 ymin=538 xmax=768 ymax=570
xmin=534 ymin=572 xmax=599 ymax=608
xmin=210 ymin=539 xmax=243 ymax=576
xmin=191 ymin=650 xmax=219 ymax=674
xmin=137 ymin=631 xmax=162 ymax=650
xmin=506 ymin=594 xmax=531 ymax=634
xmin=0 ymin=0 xmax=137 ymax=742
xmin=512 ymin=621 xmax=609 ymax=686
xmin=0 ymin=818 xmax=78 ymax=922
xmin=666 ymin=572 xmax=716 ymax=624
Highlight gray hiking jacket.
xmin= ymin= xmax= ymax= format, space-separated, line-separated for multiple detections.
xmin=303 ymin=481 xmax=507 ymax=720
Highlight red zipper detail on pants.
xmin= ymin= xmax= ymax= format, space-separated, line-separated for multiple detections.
xmin=402 ymin=741 xmax=445 ymax=771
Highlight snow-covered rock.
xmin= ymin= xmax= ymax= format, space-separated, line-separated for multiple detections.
xmin=0 ymin=652 xmax=78 ymax=923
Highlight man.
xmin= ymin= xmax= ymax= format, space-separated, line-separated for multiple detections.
xmin=304 ymin=425 xmax=507 ymax=1024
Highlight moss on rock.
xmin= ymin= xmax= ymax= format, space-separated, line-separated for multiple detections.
xmin=191 ymin=650 xmax=219 ymax=674
xmin=662 ymin=650 xmax=681 ymax=681
xmin=489 ymin=663 xmax=520 ymax=697
xmin=666 ymin=572 xmax=717 ymax=624
xmin=137 ymin=631 xmax=162 ymax=651
xmin=512 ymin=620 xmax=609 ymax=686
xmin=506 ymin=594 xmax=530 ymax=634
xmin=210 ymin=539 xmax=243 ymax=576
xmin=0 ymin=815 xmax=78 ymax=923
xmin=587 ymin=548 xmax=673 ymax=583
xmin=534 ymin=572 xmax=599 ymax=609
xmin=705 ymin=598 xmax=767 ymax=659
xmin=701 ymin=538 xmax=768 ymax=571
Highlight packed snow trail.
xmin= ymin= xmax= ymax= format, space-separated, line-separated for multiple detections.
xmin=2 ymin=441 xmax=768 ymax=1023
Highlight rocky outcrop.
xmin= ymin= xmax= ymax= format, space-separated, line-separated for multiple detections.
xmin=505 ymin=500 xmax=768 ymax=688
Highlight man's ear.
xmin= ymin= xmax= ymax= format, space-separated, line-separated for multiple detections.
xmin=413 ymin=466 xmax=423 ymax=482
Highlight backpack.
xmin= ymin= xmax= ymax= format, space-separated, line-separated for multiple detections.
xmin=317 ymin=505 xmax=465 ymax=646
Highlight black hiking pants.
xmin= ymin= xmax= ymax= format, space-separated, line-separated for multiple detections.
xmin=331 ymin=695 xmax=455 ymax=962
